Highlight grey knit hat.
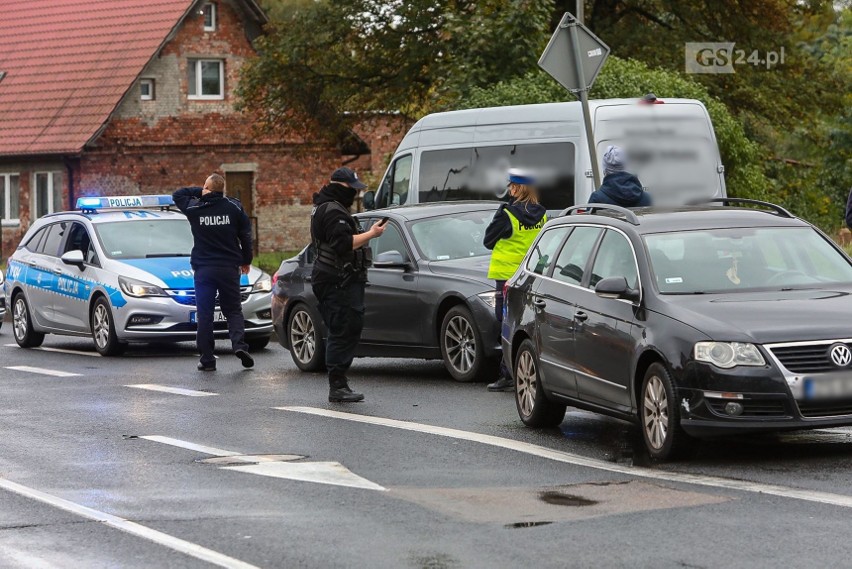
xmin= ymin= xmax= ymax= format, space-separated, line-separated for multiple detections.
xmin=602 ymin=145 xmax=626 ymax=176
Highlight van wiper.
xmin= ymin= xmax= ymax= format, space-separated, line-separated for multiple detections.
xmin=145 ymin=253 xmax=191 ymax=258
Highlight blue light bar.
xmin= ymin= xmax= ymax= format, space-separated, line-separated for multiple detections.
xmin=76 ymin=195 xmax=175 ymax=211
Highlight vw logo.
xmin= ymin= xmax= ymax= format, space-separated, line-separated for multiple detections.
xmin=829 ymin=344 xmax=852 ymax=367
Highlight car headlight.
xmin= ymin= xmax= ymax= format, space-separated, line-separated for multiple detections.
xmin=118 ymin=276 xmax=167 ymax=298
xmin=252 ymin=272 xmax=272 ymax=293
xmin=694 ymin=342 xmax=765 ymax=369
xmin=477 ymin=291 xmax=500 ymax=308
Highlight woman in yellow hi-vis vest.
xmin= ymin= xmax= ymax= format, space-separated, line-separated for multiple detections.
xmin=483 ymin=169 xmax=547 ymax=392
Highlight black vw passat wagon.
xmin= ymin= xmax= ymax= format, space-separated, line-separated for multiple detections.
xmin=502 ymin=199 xmax=852 ymax=460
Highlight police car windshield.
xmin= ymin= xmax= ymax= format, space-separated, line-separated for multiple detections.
xmin=94 ymin=219 xmax=193 ymax=260
xmin=409 ymin=210 xmax=493 ymax=261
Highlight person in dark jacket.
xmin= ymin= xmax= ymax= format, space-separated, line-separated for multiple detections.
xmin=588 ymin=145 xmax=651 ymax=208
xmin=311 ymin=167 xmax=385 ymax=402
xmin=483 ymin=169 xmax=547 ymax=392
xmin=173 ymin=174 xmax=255 ymax=372
xmin=845 ymin=187 xmax=852 ymax=230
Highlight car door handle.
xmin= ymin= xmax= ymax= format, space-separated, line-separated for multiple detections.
xmin=52 ymin=267 xmax=62 ymax=275
xmin=532 ymin=298 xmax=547 ymax=308
xmin=575 ymin=311 xmax=589 ymax=322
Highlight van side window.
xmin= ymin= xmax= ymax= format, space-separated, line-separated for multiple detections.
xmin=418 ymin=148 xmax=472 ymax=203
xmin=376 ymin=154 xmax=412 ymax=208
xmin=472 ymin=142 xmax=576 ymax=210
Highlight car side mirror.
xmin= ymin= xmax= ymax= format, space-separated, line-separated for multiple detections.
xmin=372 ymin=250 xmax=407 ymax=269
xmin=595 ymin=276 xmax=639 ymax=302
xmin=362 ymin=191 xmax=375 ymax=210
xmin=60 ymin=250 xmax=85 ymax=269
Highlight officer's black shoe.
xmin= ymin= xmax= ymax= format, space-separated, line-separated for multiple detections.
xmin=487 ymin=376 xmax=514 ymax=392
xmin=235 ymin=349 xmax=254 ymax=369
xmin=329 ymin=386 xmax=365 ymax=403
xmin=198 ymin=362 xmax=216 ymax=372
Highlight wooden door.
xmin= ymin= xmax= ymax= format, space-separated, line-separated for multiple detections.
xmin=226 ymin=172 xmax=254 ymax=217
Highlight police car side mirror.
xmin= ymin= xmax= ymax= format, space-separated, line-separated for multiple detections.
xmin=363 ymin=191 xmax=376 ymax=210
xmin=373 ymin=250 xmax=407 ymax=269
xmin=60 ymin=250 xmax=86 ymax=269
xmin=595 ymin=276 xmax=639 ymax=302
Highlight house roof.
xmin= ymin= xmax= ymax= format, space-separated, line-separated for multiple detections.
xmin=0 ymin=0 xmax=267 ymax=158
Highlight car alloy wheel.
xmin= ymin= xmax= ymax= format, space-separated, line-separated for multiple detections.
xmin=12 ymin=294 xmax=44 ymax=348
xmin=639 ymin=362 xmax=692 ymax=460
xmin=445 ymin=314 xmax=476 ymax=375
xmin=290 ymin=309 xmax=316 ymax=365
xmin=643 ymin=374 xmax=668 ymax=451
xmin=92 ymin=304 xmax=111 ymax=350
xmin=90 ymin=297 xmax=126 ymax=356
xmin=516 ymin=350 xmax=536 ymax=417
xmin=287 ymin=305 xmax=325 ymax=372
xmin=514 ymin=338 xmax=566 ymax=427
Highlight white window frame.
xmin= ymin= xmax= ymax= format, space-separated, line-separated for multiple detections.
xmin=140 ymin=78 xmax=154 ymax=100
xmin=188 ymin=59 xmax=225 ymax=100
xmin=202 ymin=2 xmax=216 ymax=32
xmin=0 ymin=172 xmax=20 ymax=226
xmin=33 ymin=171 xmax=62 ymax=219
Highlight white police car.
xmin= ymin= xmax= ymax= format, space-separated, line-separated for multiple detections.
xmin=3 ymin=195 xmax=273 ymax=355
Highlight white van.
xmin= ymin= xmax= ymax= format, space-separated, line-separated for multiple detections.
xmin=365 ymin=98 xmax=726 ymax=211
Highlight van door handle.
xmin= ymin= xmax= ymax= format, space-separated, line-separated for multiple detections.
xmin=532 ymin=298 xmax=547 ymax=308
xmin=575 ymin=311 xmax=589 ymax=322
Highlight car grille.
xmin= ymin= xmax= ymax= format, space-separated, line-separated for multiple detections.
xmin=769 ymin=342 xmax=852 ymax=374
xmin=796 ymin=399 xmax=852 ymax=418
xmin=166 ymin=288 xmax=252 ymax=306
xmin=707 ymin=399 xmax=789 ymax=418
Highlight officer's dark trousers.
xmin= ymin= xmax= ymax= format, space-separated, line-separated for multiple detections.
xmin=312 ymin=280 xmax=365 ymax=387
xmin=194 ymin=265 xmax=248 ymax=366
xmin=495 ymin=279 xmax=510 ymax=379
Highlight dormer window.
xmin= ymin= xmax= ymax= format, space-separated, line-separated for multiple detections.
xmin=202 ymin=3 xmax=216 ymax=32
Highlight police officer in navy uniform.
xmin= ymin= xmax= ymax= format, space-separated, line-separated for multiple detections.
xmin=311 ymin=167 xmax=385 ymax=402
xmin=173 ymin=174 xmax=255 ymax=372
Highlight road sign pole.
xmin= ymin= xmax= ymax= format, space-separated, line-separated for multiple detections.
xmin=567 ymin=21 xmax=602 ymax=189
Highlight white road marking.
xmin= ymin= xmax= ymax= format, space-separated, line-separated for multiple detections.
xmin=0 ymin=478 xmax=260 ymax=569
xmin=4 ymin=344 xmax=101 ymax=357
xmin=223 ymin=462 xmax=387 ymax=491
xmin=139 ymin=436 xmax=241 ymax=457
xmin=126 ymin=384 xmax=217 ymax=397
xmin=140 ymin=436 xmax=384 ymax=490
xmin=277 ymin=406 xmax=852 ymax=510
xmin=5 ymin=366 xmax=81 ymax=378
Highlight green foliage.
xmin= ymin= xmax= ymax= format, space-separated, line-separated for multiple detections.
xmin=254 ymin=250 xmax=301 ymax=275
xmin=460 ymin=57 xmax=768 ymax=204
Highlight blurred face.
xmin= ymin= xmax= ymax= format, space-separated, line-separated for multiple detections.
xmin=202 ymin=176 xmax=214 ymax=195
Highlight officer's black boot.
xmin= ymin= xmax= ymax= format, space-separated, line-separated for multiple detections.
xmin=328 ymin=376 xmax=364 ymax=403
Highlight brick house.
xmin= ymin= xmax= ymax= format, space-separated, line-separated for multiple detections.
xmin=0 ymin=0 xmax=408 ymax=259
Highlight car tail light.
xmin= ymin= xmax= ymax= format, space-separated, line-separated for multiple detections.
xmin=503 ymin=282 xmax=509 ymax=298
xmin=272 ymin=273 xmax=279 ymax=286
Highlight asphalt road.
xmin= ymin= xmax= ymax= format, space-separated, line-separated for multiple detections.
xmin=1 ymin=327 xmax=852 ymax=568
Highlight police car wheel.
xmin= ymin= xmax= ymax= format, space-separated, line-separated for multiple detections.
xmin=288 ymin=304 xmax=325 ymax=372
xmin=12 ymin=293 xmax=45 ymax=348
xmin=90 ymin=297 xmax=126 ymax=356
xmin=514 ymin=338 xmax=566 ymax=428
xmin=440 ymin=305 xmax=491 ymax=382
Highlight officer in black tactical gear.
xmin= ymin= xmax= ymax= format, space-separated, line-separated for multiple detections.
xmin=311 ymin=167 xmax=385 ymax=402
xmin=173 ymin=174 xmax=255 ymax=372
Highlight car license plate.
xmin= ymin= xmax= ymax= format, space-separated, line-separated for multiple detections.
xmin=803 ymin=374 xmax=852 ymax=400
xmin=189 ymin=311 xmax=228 ymax=324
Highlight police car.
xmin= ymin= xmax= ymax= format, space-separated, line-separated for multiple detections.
xmin=3 ymin=195 xmax=273 ymax=355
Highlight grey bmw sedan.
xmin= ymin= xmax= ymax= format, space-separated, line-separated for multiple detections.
xmin=272 ymin=202 xmax=502 ymax=381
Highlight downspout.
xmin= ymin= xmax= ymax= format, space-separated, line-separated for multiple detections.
xmin=64 ymin=159 xmax=76 ymax=210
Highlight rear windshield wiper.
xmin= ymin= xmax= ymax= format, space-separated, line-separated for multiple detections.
xmin=145 ymin=253 xmax=191 ymax=258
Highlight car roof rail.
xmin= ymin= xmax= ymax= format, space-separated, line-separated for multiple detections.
xmin=559 ymin=204 xmax=640 ymax=225
xmin=689 ymin=198 xmax=794 ymax=218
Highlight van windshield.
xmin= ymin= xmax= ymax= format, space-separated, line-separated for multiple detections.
xmin=595 ymin=105 xmax=721 ymax=205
